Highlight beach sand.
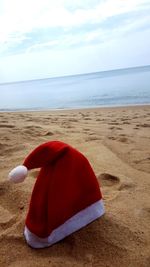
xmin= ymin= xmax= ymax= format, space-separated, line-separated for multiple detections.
xmin=0 ymin=105 xmax=150 ymax=267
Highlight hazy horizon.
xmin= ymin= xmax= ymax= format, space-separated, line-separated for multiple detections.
xmin=0 ymin=65 xmax=150 ymax=111
xmin=0 ymin=64 xmax=150 ymax=85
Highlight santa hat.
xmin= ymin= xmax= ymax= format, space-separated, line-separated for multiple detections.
xmin=8 ymin=141 xmax=104 ymax=248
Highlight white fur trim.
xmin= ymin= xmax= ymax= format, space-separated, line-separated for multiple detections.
xmin=8 ymin=165 xmax=28 ymax=183
xmin=24 ymin=199 xmax=105 ymax=248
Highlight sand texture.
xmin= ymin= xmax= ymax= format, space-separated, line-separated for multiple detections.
xmin=0 ymin=105 xmax=150 ymax=267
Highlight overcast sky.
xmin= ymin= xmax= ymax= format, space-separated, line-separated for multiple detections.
xmin=0 ymin=0 xmax=150 ymax=83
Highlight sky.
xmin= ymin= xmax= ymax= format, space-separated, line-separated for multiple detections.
xmin=0 ymin=0 xmax=150 ymax=83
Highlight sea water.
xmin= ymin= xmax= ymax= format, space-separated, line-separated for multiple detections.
xmin=0 ymin=65 xmax=150 ymax=111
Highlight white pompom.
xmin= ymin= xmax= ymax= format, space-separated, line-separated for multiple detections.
xmin=8 ymin=165 xmax=28 ymax=183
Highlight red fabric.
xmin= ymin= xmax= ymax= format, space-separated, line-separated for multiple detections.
xmin=24 ymin=141 xmax=68 ymax=170
xmin=24 ymin=141 xmax=102 ymax=238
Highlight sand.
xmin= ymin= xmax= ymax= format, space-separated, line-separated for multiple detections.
xmin=0 ymin=105 xmax=150 ymax=267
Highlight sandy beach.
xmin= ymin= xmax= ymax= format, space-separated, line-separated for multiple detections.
xmin=0 ymin=105 xmax=150 ymax=267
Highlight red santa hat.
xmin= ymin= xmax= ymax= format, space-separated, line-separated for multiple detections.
xmin=8 ymin=141 xmax=104 ymax=248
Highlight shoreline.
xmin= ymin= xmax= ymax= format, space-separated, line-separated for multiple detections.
xmin=1 ymin=64 xmax=149 ymax=85
xmin=0 ymin=103 xmax=150 ymax=113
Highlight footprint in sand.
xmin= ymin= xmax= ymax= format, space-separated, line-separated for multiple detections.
xmin=0 ymin=206 xmax=15 ymax=232
xmin=85 ymin=136 xmax=101 ymax=142
xmin=97 ymin=173 xmax=135 ymax=201
xmin=137 ymin=206 xmax=150 ymax=220
xmin=1 ymin=143 xmax=27 ymax=156
xmin=21 ymin=125 xmax=43 ymax=137
xmin=43 ymin=131 xmax=54 ymax=136
xmin=0 ymin=124 xmax=15 ymax=128
xmin=0 ymin=181 xmax=28 ymax=236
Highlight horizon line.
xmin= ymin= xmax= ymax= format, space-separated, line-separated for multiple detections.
xmin=0 ymin=64 xmax=150 ymax=86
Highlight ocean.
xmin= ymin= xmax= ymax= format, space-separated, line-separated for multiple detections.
xmin=0 ymin=65 xmax=150 ymax=111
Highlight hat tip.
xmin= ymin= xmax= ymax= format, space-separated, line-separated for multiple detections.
xmin=8 ymin=165 xmax=28 ymax=183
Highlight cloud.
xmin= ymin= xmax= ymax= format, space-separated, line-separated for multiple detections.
xmin=26 ymin=40 xmax=60 ymax=53
xmin=0 ymin=0 xmax=150 ymax=82
xmin=0 ymin=0 xmax=150 ymax=54
xmin=24 ymin=6 xmax=150 ymax=53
